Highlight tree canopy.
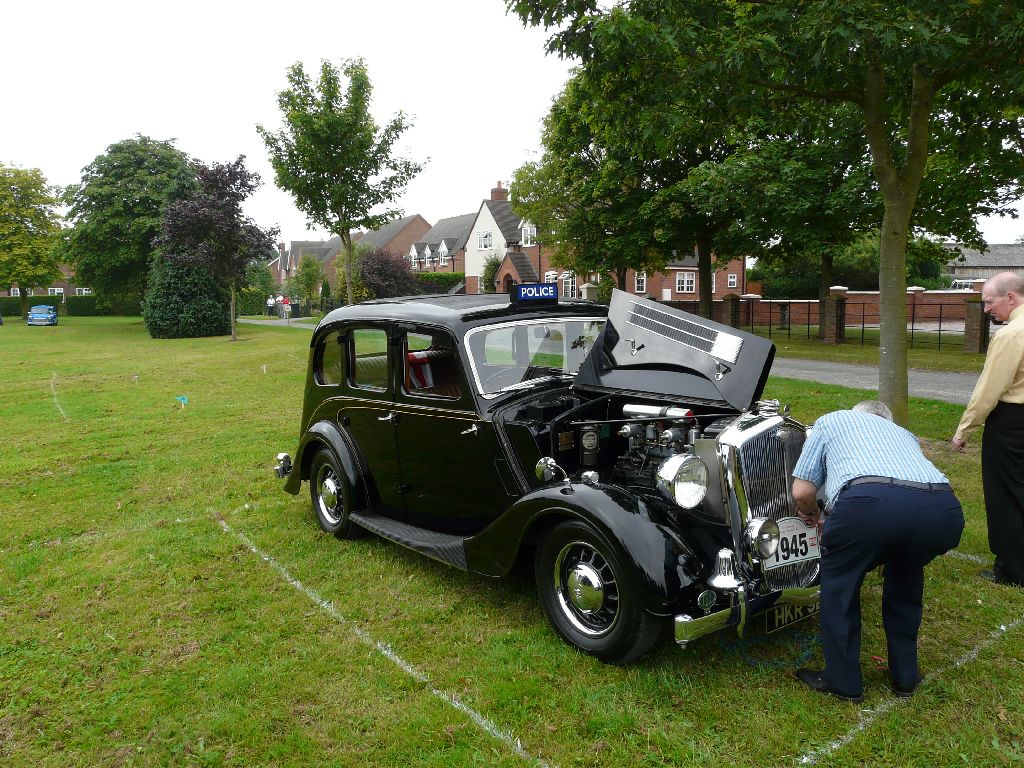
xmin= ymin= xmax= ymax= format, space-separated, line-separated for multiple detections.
xmin=0 ymin=164 xmax=61 ymax=318
xmin=258 ymin=58 xmax=423 ymax=305
xmin=63 ymin=136 xmax=194 ymax=310
xmin=153 ymin=156 xmax=277 ymax=340
xmin=509 ymin=0 xmax=1024 ymax=423
xmin=293 ymin=253 xmax=325 ymax=307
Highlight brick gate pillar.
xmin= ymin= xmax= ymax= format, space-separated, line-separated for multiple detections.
xmin=963 ymin=294 xmax=990 ymax=354
xmin=821 ymin=287 xmax=847 ymax=345
xmin=721 ymin=293 xmax=740 ymax=328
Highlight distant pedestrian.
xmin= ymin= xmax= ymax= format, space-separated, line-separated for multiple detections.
xmin=951 ymin=271 xmax=1024 ymax=587
xmin=792 ymin=401 xmax=963 ymax=702
xmin=266 ymin=295 xmax=275 ymax=316
xmin=282 ymin=296 xmax=291 ymax=319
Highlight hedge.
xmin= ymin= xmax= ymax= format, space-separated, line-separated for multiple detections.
xmin=66 ymin=296 xmax=99 ymax=316
xmin=413 ymin=272 xmax=465 ymax=294
xmin=0 ymin=296 xmax=65 ymax=318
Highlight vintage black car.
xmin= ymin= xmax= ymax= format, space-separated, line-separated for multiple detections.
xmin=276 ymin=287 xmax=819 ymax=663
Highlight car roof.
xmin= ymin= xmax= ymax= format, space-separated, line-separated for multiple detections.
xmin=316 ymin=293 xmax=606 ymax=338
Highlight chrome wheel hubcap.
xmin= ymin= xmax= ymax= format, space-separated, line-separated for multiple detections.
xmin=552 ymin=540 xmax=619 ymax=637
xmin=316 ymin=464 xmax=341 ymax=525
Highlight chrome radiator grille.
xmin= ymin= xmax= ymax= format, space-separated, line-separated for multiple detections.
xmin=734 ymin=420 xmax=817 ymax=591
xmin=736 ymin=424 xmax=804 ymax=521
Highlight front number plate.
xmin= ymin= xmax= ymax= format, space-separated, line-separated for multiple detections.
xmin=762 ymin=516 xmax=819 ymax=571
xmin=766 ymin=601 xmax=820 ymax=633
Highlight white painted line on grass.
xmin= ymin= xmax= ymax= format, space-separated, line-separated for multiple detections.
xmin=796 ymin=613 xmax=1024 ymax=765
xmin=50 ymin=371 xmax=68 ymax=420
xmin=217 ymin=514 xmax=554 ymax=768
xmin=945 ymin=549 xmax=986 ymax=565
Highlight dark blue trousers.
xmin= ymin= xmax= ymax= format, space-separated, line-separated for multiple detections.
xmin=819 ymin=482 xmax=964 ymax=697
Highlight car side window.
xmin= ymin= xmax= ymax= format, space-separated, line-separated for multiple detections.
xmin=314 ymin=330 xmax=344 ymax=385
xmin=403 ymin=331 xmax=462 ymax=399
xmin=349 ymin=328 xmax=389 ymax=391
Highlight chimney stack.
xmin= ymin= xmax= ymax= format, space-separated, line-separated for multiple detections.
xmin=490 ymin=180 xmax=508 ymax=201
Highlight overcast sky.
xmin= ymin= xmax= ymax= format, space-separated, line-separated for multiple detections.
xmin=2 ymin=0 xmax=1020 ymax=247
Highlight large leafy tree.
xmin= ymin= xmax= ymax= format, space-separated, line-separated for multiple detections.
xmin=258 ymin=59 xmax=423 ymax=305
xmin=513 ymin=68 xmax=744 ymax=316
xmin=360 ymin=248 xmax=420 ymax=299
xmin=153 ymin=157 xmax=277 ymax=341
xmin=63 ymin=136 xmax=193 ymax=309
xmin=510 ymin=0 xmax=1024 ymax=424
xmin=0 ymin=165 xmax=61 ymax=319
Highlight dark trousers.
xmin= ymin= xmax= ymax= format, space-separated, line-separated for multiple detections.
xmin=982 ymin=401 xmax=1024 ymax=585
xmin=820 ymin=483 xmax=964 ymax=696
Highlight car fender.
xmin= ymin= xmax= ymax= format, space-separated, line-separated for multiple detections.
xmin=465 ymin=483 xmax=702 ymax=614
xmin=285 ymin=420 xmax=367 ymax=510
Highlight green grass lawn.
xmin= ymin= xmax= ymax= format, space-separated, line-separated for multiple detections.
xmin=1 ymin=317 xmax=1021 ymax=767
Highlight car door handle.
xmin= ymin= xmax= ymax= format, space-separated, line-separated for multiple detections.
xmin=460 ymin=424 xmax=479 ymax=436
xmin=378 ymin=412 xmax=398 ymax=424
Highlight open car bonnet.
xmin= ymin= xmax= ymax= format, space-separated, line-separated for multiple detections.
xmin=574 ymin=289 xmax=776 ymax=411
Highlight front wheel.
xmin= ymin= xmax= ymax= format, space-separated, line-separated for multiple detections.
xmin=309 ymin=449 xmax=362 ymax=539
xmin=535 ymin=520 xmax=661 ymax=664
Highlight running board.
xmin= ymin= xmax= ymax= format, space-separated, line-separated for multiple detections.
xmin=349 ymin=510 xmax=468 ymax=570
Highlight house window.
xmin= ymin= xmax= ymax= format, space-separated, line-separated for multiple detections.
xmin=522 ymin=223 xmax=537 ymax=246
xmin=410 ymin=253 xmax=419 ymax=270
xmin=10 ymin=287 xmax=19 ymax=296
xmin=635 ymin=271 xmax=647 ymax=293
xmin=562 ymin=271 xmax=577 ymax=298
xmin=677 ymin=273 xmax=695 ymax=293
xmin=75 ymin=288 xmax=93 ymax=296
xmin=478 ymin=231 xmax=493 ymax=250
xmin=711 ymin=274 xmax=716 ymax=294
xmin=544 ymin=270 xmax=558 ymax=284
xmin=49 ymin=287 xmax=64 ymax=297
xmin=728 ymin=273 xmax=738 ymax=289
xmin=439 ymin=243 xmax=448 ymax=267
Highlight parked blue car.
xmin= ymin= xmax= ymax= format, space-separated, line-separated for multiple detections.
xmin=27 ymin=305 xmax=58 ymax=326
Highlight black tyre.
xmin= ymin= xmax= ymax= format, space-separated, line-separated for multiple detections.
xmin=309 ymin=449 xmax=362 ymax=539
xmin=535 ymin=519 xmax=661 ymax=664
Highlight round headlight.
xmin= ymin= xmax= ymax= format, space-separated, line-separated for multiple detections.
xmin=745 ymin=518 xmax=780 ymax=559
xmin=656 ymin=455 xmax=709 ymax=509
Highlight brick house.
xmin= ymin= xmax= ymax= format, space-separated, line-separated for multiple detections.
xmin=1 ymin=263 xmax=92 ymax=302
xmin=495 ymin=242 xmax=747 ymax=302
xmin=409 ymin=213 xmax=476 ymax=275
xmin=269 ymin=214 xmax=431 ymax=292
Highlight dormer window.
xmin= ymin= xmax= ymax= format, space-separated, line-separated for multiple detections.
xmin=478 ymin=231 xmax=493 ymax=250
xmin=439 ymin=242 xmax=448 ymax=266
xmin=522 ymin=223 xmax=537 ymax=246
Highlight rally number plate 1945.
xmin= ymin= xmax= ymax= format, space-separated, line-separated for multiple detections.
xmin=762 ymin=516 xmax=820 ymax=571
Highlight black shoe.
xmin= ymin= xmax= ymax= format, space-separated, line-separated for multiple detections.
xmin=891 ymin=677 xmax=920 ymax=698
xmin=794 ymin=668 xmax=864 ymax=703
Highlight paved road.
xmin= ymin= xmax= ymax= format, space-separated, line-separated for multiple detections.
xmin=771 ymin=357 xmax=978 ymax=405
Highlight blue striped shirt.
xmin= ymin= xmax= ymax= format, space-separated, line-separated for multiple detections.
xmin=792 ymin=410 xmax=947 ymax=505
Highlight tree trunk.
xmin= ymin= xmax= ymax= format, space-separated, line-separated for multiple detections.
xmin=616 ymin=268 xmax=627 ymax=291
xmin=19 ymin=294 xmax=29 ymax=320
xmin=860 ymin=59 xmax=934 ymax=426
xmin=696 ymin=239 xmax=712 ymax=318
xmin=341 ymin=228 xmax=354 ymax=305
xmin=877 ymin=202 xmax=912 ymax=424
xmin=230 ymin=282 xmax=237 ymax=342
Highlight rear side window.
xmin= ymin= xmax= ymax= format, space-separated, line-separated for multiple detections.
xmin=403 ymin=331 xmax=462 ymax=399
xmin=350 ymin=328 xmax=389 ymax=391
xmin=314 ymin=330 xmax=344 ymax=385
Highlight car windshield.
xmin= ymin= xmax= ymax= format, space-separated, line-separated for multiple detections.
xmin=31 ymin=306 xmax=53 ymax=312
xmin=465 ymin=317 xmax=605 ymax=397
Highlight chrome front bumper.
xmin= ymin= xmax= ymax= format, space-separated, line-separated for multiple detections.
xmin=674 ymin=585 xmax=820 ymax=648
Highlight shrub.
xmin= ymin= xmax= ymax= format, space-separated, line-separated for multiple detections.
xmin=143 ymin=256 xmax=230 ymax=338
xmin=361 ymin=248 xmax=421 ymax=298
xmin=236 ymin=286 xmax=268 ymax=316
xmin=413 ymin=272 xmax=464 ymax=294
xmin=481 ymin=255 xmax=501 ymax=293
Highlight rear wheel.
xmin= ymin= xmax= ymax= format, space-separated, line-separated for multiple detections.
xmin=535 ymin=519 xmax=661 ymax=664
xmin=309 ymin=449 xmax=362 ymax=539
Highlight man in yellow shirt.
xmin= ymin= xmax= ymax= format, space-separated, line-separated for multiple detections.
xmin=951 ymin=271 xmax=1024 ymax=587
